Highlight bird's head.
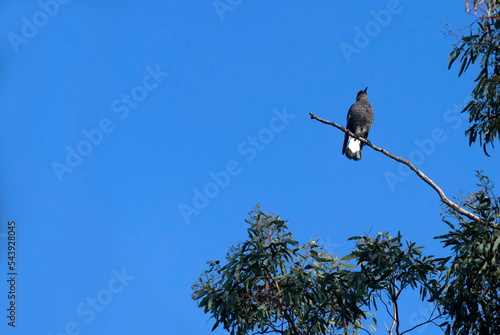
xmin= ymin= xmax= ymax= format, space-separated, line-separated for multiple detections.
xmin=356 ymin=87 xmax=368 ymax=101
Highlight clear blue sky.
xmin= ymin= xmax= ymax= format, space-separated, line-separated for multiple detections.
xmin=0 ymin=1 xmax=498 ymax=334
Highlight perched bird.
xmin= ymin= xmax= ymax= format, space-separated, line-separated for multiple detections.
xmin=342 ymin=87 xmax=374 ymax=160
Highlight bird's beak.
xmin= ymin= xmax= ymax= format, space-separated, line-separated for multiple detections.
xmin=364 ymin=87 xmax=368 ymax=93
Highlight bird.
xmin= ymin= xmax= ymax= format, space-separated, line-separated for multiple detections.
xmin=342 ymin=87 xmax=374 ymax=161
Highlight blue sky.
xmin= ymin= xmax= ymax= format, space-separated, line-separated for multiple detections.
xmin=0 ymin=1 xmax=499 ymax=334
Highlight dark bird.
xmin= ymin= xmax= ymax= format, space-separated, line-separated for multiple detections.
xmin=342 ymin=87 xmax=374 ymax=160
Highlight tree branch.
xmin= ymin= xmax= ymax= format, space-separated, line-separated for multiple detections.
xmin=309 ymin=112 xmax=484 ymax=223
xmin=392 ymin=277 xmax=400 ymax=335
xmin=389 ymin=301 xmax=396 ymax=335
xmin=400 ymin=306 xmax=442 ymax=335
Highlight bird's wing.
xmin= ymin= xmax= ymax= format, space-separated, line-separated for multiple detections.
xmin=342 ymin=108 xmax=354 ymax=155
xmin=342 ymin=130 xmax=349 ymax=154
xmin=358 ymin=104 xmax=373 ymax=150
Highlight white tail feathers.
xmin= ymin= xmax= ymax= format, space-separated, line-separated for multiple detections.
xmin=347 ymin=137 xmax=360 ymax=153
xmin=346 ymin=137 xmax=362 ymax=160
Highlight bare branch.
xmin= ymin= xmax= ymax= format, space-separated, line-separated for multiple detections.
xmin=383 ymin=322 xmax=390 ymax=333
xmin=309 ymin=113 xmax=484 ymax=223
xmin=377 ymin=292 xmax=394 ymax=320
xmin=392 ymin=277 xmax=400 ymax=335
xmin=400 ymin=304 xmax=442 ymax=335
xmin=389 ymin=301 xmax=396 ymax=335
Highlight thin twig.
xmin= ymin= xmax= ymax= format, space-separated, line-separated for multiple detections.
xmin=383 ymin=322 xmax=390 ymax=333
xmin=400 ymin=304 xmax=442 ymax=335
xmin=309 ymin=112 xmax=484 ymax=223
xmin=377 ymin=292 xmax=394 ymax=320
xmin=400 ymin=315 xmax=442 ymax=335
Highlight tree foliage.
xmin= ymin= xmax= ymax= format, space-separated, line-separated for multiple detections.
xmin=191 ymin=206 xmax=369 ymax=335
xmin=434 ymin=172 xmax=500 ymax=334
xmin=344 ymin=233 xmax=444 ymax=335
xmin=448 ymin=0 xmax=500 ymax=154
xmin=193 ymin=173 xmax=500 ymax=335
xmin=192 ymin=206 xmax=451 ymax=335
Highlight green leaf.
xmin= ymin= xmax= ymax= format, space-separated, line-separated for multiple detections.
xmin=341 ymin=254 xmax=357 ymax=261
xmin=493 ymin=235 xmax=500 ymax=253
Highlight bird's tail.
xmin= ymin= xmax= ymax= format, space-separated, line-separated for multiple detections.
xmin=345 ymin=137 xmax=362 ymax=160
